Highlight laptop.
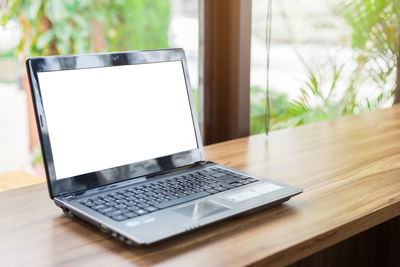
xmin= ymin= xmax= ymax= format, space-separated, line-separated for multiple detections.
xmin=26 ymin=48 xmax=302 ymax=245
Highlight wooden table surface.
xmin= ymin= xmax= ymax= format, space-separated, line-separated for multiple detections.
xmin=3 ymin=106 xmax=400 ymax=266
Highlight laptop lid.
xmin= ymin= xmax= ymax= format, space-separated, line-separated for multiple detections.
xmin=26 ymin=49 xmax=204 ymax=199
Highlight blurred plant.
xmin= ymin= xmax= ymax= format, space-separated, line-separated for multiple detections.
xmin=250 ymin=86 xmax=291 ymax=134
xmin=250 ymin=62 xmax=356 ymax=134
xmin=0 ymin=50 xmax=14 ymax=57
xmin=0 ymin=0 xmax=171 ymax=57
xmin=285 ymin=63 xmax=359 ymax=126
xmin=334 ymin=0 xmax=400 ymax=106
xmin=2 ymin=0 xmax=96 ymax=56
xmin=105 ymin=0 xmax=170 ymax=51
xmin=192 ymin=88 xmax=198 ymax=114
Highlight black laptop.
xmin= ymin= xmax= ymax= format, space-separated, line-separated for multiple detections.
xmin=26 ymin=48 xmax=302 ymax=245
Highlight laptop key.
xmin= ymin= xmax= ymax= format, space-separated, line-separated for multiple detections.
xmin=81 ymin=201 xmax=95 ymax=207
xmin=138 ymin=203 xmax=149 ymax=208
xmin=106 ymin=209 xmax=126 ymax=217
xmin=176 ymin=192 xmax=187 ymax=198
xmin=112 ymin=215 xmax=127 ymax=221
xmin=148 ymin=200 xmax=160 ymax=206
xmin=103 ymin=197 xmax=114 ymax=202
xmin=136 ymin=209 xmax=148 ymax=216
xmin=128 ymin=206 xmax=139 ymax=212
xmin=93 ymin=204 xmax=107 ymax=210
xmin=212 ymin=187 xmax=225 ymax=192
xmin=99 ymin=207 xmax=115 ymax=214
xmin=105 ymin=201 xmax=117 ymax=207
xmin=106 ymin=211 xmax=120 ymax=217
xmin=144 ymin=206 xmax=158 ymax=212
xmin=126 ymin=201 xmax=137 ymax=207
xmin=124 ymin=212 xmax=137 ymax=218
xmin=211 ymin=172 xmax=225 ymax=178
xmin=126 ymin=196 xmax=137 ymax=201
xmin=115 ymin=204 xmax=127 ymax=209
xmin=93 ymin=200 xmax=105 ymax=205
xmin=205 ymin=189 xmax=218 ymax=194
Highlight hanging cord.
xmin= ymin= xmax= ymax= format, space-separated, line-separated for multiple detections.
xmin=265 ymin=0 xmax=272 ymax=136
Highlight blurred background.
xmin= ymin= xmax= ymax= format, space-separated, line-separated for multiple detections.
xmin=0 ymin=0 xmax=398 ymax=177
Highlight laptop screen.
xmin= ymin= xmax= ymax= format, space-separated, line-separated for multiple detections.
xmin=37 ymin=60 xmax=198 ymax=180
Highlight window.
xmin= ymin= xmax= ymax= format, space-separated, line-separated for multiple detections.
xmin=250 ymin=0 xmax=397 ymax=135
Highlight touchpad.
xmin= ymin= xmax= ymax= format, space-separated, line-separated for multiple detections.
xmin=175 ymin=201 xmax=230 ymax=220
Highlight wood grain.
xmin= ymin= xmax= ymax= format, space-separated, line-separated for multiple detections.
xmin=2 ymin=106 xmax=400 ymax=266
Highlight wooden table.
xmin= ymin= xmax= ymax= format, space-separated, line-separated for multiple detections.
xmin=3 ymin=106 xmax=400 ymax=266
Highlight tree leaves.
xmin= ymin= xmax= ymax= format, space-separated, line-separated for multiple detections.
xmin=0 ymin=14 xmax=11 ymax=27
xmin=23 ymin=0 xmax=42 ymax=21
xmin=36 ymin=30 xmax=54 ymax=49
xmin=3 ymin=0 xmax=171 ymax=56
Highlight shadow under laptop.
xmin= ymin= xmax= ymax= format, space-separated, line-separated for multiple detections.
xmin=55 ymin=202 xmax=300 ymax=265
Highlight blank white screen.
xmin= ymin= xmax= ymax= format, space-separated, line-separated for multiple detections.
xmin=38 ymin=61 xmax=198 ymax=180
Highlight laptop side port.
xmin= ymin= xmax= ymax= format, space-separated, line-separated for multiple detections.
xmin=62 ymin=207 xmax=74 ymax=217
xmin=99 ymin=224 xmax=109 ymax=233
xmin=108 ymin=231 xmax=133 ymax=245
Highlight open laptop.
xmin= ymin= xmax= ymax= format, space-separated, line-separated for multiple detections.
xmin=26 ymin=48 xmax=302 ymax=245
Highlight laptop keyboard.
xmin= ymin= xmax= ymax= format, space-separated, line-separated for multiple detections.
xmin=80 ymin=167 xmax=258 ymax=221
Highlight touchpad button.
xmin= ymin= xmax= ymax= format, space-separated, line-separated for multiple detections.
xmin=175 ymin=201 xmax=230 ymax=219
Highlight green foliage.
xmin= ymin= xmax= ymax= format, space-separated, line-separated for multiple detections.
xmin=104 ymin=0 xmax=171 ymax=51
xmin=250 ymin=62 xmax=361 ymax=134
xmin=337 ymin=0 xmax=399 ymax=53
xmin=250 ymin=86 xmax=291 ymax=134
xmin=335 ymin=0 xmax=399 ymax=107
xmin=3 ymin=0 xmax=94 ymax=56
xmin=1 ymin=0 xmax=171 ymax=57
xmin=284 ymin=63 xmax=358 ymax=126
xmin=32 ymin=145 xmax=43 ymax=166
xmin=0 ymin=50 xmax=14 ymax=58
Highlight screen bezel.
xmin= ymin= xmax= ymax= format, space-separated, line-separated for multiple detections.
xmin=26 ymin=49 xmax=205 ymax=199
